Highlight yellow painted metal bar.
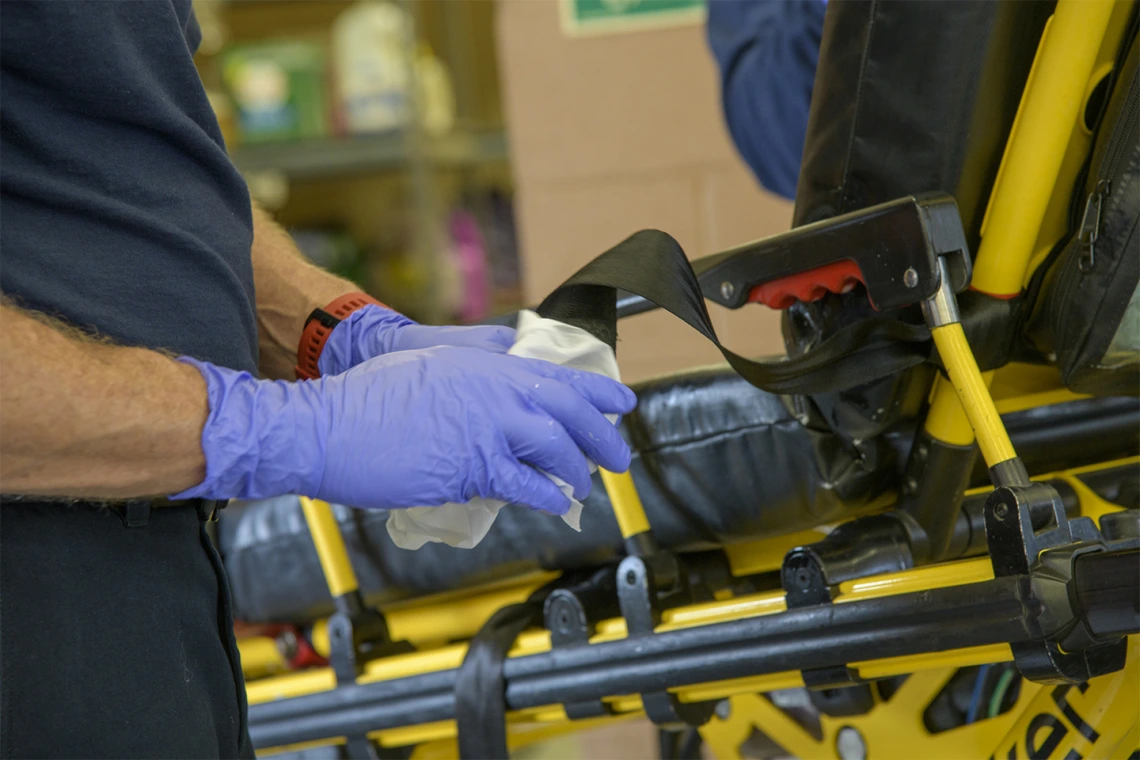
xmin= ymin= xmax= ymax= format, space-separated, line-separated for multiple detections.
xmin=237 ymin=636 xmax=288 ymax=680
xmin=722 ymin=529 xmax=830 ymax=575
xmin=385 ymin=576 xmax=551 ymax=646
xmin=676 ymin=671 xmax=804 ymax=703
xmin=925 ymin=0 xmax=1115 ymax=451
xmin=836 ymin=557 xmax=994 ymax=601
xmin=660 ymin=590 xmax=787 ymax=630
xmin=1056 ymin=471 xmax=1129 ymax=525
xmin=923 ymin=374 xmax=978 ymax=447
xmin=258 ymin=737 xmax=344 ymax=757
xmin=362 ymin=646 xmax=466 ymax=684
xmin=599 ymin=468 xmax=650 ymax=538
xmin=973 ymin=0 xmax=1116 ymax=296
xmin=299 ymin=496 xmax=359 ymax=598
xmin=373 ymin=721 xmax=456 ymax=752
xmin=252 ymin=456 xmax=1132 ymax=696
xmin=250 ymin=453 xmax=1135 ymax=750
xmin=931 ymin=323 xmax=1016 ymax=467
xmin=988 ymin=362 xmax=1066 ymax=398
xmin=958 ymin=455 xmax=1140 ymax=500
xmin=247 ymin=667 xmax=337 ymax=704
xmin=250 ymin=577 xmax=1126 ymax=754
xmin=503 ymin=710 xmax=642 ymax=755
xmin=993 ymin=387 xmax=1089 ymax=416
xmin=853 ymin=643 xmax=1011 ymax=680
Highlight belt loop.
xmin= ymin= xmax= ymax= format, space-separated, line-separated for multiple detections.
xmin=123 ymin=500 xmax=151 ymax=528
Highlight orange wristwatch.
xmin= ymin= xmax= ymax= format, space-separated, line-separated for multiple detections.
xmin=294 ymin=292 xmax=385 ymax=380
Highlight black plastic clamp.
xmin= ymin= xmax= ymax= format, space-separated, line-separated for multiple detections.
xmin=544 ymin=568 xmax=621 ymax=720
xmin=616 ymin=549 xmax=717 ymax=729
xmin=327 ymin=591 xmax=413 ymax=760
xmin=983 ymin=482 xmax=1140 ymax=684
xmin=782 ymin=514 xmax=916 ymax=609
xmin=779 ymin=520 xmax=912 ymax=714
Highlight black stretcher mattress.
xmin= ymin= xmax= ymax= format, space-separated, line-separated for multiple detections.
xmin=219 ymin=365 xmax=1140 ymax=624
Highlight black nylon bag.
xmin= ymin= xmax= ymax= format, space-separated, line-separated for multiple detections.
xmin=1027 ymin=24 xmax=1140 ymax=396
xmin=787 ymin=0 xmax=1053 ymax=443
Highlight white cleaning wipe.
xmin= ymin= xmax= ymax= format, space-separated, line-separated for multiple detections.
xmin=386 ymin=310 xmax=621 ymax=550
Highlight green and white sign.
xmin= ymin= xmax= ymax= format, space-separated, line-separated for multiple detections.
xmin=560 ymin=0 xmax=707 ymax=37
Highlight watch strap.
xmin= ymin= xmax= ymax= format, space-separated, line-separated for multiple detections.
xmin=295 ymin=292 xmax=385 ymax=380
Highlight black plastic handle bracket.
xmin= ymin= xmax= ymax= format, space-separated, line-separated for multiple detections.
xmin=695 ymin=193 xmax=972 ymax=312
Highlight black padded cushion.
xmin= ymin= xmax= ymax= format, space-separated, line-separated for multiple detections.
xmin=783 ymin=0 xmax=1056 ymax=449
xmin=219 ymin=366 xmax=1139 ymax=624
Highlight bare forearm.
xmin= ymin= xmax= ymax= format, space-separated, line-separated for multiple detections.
xmin=251 ymin=204 xmax=357 ymax=379
xmin=0 ymin=306 xmax=208 ymax=499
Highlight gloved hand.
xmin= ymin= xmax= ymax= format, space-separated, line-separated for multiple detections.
xmin=174 ymin=347 xmax=635 ymax=514
xmin=318 ymin=304 xmax=515 ymax=376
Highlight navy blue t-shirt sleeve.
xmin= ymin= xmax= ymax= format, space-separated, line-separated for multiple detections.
xmin=707 ymin=0 xmax=826 ymax=200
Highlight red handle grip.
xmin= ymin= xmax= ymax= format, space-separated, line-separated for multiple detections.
xmin=747 ymin=260 xmax=865 ymax=310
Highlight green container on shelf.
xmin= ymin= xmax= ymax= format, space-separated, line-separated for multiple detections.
xmin=222 ymin=41 xmax=328 ymax=144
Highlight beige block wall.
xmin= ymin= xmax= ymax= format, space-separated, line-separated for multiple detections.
xmin=497 ymin=0 xmax=793 ymax=382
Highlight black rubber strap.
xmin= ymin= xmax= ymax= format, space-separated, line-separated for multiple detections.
xmin=455 ymin=601 xmax=544 ymax=760
xmin=536 ymin=229 xmax=931 ymax=394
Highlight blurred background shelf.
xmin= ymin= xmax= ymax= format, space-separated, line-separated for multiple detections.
xmin=230 ymin=129 xmax=509 ymax=180
xmin=191 ymin=0 xmax=520 ymax=324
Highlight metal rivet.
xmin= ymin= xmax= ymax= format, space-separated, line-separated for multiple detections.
xmin=276 ymin=630 xmax=298 ymax=660
xmin=994 ymin=502 xmax=1009 ymax=521
xmin=714 ymin=700 xmax=732 ymax=721
xmin=837 ymin=726 xmax=867 ymax=760
xmin=625 ymin=569 xmax=638 ymax=586
xmin=903 ymin=268 xmax=919 ymax=288
xmin=795 ymin=568 xmax=812 ymax=589
xmin=720 ymin=281 xmax=735 ymax=300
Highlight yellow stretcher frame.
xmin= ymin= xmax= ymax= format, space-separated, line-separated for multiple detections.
xmin=247 ymin=457 xmax=1140 ymax=758
xmin=241 ymin=2 xmax=1140 ymax=757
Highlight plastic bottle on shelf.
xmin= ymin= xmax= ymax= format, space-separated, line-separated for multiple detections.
xmin=450 ymin=208 xmax=490 ymax=322
xmin=332 ymin=1 xmax=412 ymax=134
xmin=416 ymin=43 xmax=456 ymax=137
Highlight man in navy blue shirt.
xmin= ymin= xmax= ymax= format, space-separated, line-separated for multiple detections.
xmin=707 ymin=0 xmax=826 ymax=199
xmin=0 ymin=3 xmax=635 ymax=756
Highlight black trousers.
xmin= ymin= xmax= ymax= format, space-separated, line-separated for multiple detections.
xmin=1 ymin=502 xmax=253 ymax=759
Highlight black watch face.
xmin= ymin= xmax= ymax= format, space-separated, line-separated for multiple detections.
xmin=309 ymin=308 xmax=342 ymax=330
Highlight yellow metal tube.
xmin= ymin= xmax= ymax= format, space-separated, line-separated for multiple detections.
xmin=931 ymin=324 xmax=1016 ymax=467
xmin=922 ymin=374 xmax=978 ymax=447
xmin=299 ymin=497 xmax=359 ymax=598
xmin=836 ymin=557 xmax=994 ymax=601
xmin=247 ymin=667 xmax=338 ymax=705
xmin=238 ymin=635 xmax=288 ymax=680
xmin=973 ymin=0 xmax=1116 ymax=296
xmin=924 ymin=0 xmax=1115 ymax=449
xmin=249 ymin=457 xmax=1137 ymax=753
xmin=853 ymin=643 xmax=1011 ymax=680
xmin=599 ymin=468 xmax=650 ymax=539
xmin=676 ymin=671 xmax=804 ymax=703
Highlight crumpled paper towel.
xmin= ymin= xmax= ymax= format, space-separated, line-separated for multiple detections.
xmin=386 ymin=309 xmax=621 ymax=550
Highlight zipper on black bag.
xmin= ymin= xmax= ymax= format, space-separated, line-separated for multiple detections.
xmin=1077 ymin=179 xmax=1110 ymax=272
xmin=1076 ymin=68 xmax=1140 ymax=273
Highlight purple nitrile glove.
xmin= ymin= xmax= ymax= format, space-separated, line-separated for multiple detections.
xmin=173 ymin=347 xmax=635 ymax=514
xmin=318 ymin=304 xmax=516 ymax=376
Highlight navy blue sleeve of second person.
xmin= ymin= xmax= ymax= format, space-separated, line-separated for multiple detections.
xmin=707 ymin=0 xmax=825 ymax=200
